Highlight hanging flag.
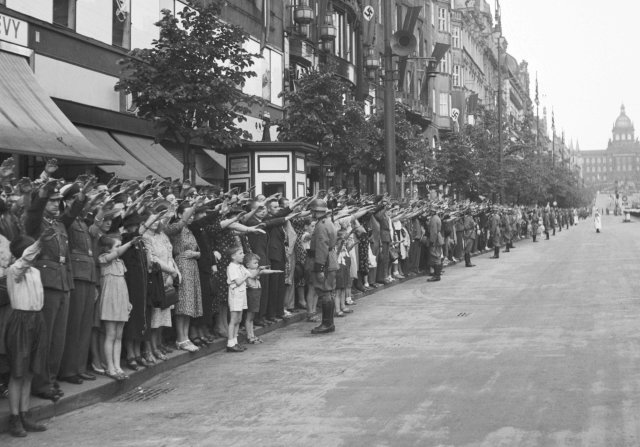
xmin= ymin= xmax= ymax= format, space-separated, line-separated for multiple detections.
xmin=259 ymin=0 xmax=271 ymax=53
xmin=535 ymin=72 xmax=539 ymax=105
xmin=362 ymin=0 xmax=378 ymax=46
xmin=396 ymin=6 xmax=422 ymax=92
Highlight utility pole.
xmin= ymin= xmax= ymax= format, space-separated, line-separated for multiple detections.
xmin=551 ymin=107 xmax=556 ymax=169
xmin=383 ymin=0 xmax=396 ymax=196
xmin=495 ymin=0 xmax=503 ymax=203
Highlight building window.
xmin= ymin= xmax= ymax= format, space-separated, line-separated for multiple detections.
xmin=453 ymin=65 xmax=461 ymax=87
xmin=439 ymin=92 xmax=449 ymax=117
xmin=438 ymin=7 xmax=448 ymax=32
xmin=452 ymin=26 xmax=460 ymax=48
xmin=439 ymin=51 xmax=450 ymax=74
xmin=53 ymin=0 xmax=76 ymax=29
xmin=432 ymin=88 xmax=436 ymax=115
xmin=113 ymin=0 xmax=132 ymax=49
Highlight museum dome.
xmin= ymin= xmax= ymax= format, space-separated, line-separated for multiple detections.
xmin=614 ymin=104 xmax=633 ymax=130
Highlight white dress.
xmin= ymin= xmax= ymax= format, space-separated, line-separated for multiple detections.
xmin=142 ymin=231 xmax=175 ymax=328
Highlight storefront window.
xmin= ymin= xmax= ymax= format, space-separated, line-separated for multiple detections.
xmin=112 ymin=0 xmax=131 ymax=49
xmin=53 ymin=0 xmax=76 ymax=29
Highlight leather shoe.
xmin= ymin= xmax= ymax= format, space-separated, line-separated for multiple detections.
xmin=226 ymin=344 xmax=244 ymax=353
xmin=426 ymin=276 xmax=441 ymax=282
xmin=34 ymin=389 xmax=61 ymax=402
xmin=59 ymin=375 xmax=83 ymax=385
xmin=311 ymin=324 xmax=335 ymax=334
xmin=78 ymin=372 xmax=96 ymax=381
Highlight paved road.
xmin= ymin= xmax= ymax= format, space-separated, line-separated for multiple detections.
xmin=6 ymin=214 xmax=640 ymax=447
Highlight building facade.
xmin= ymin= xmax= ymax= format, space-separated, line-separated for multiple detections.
xmin=579 ymin=105 xmax=640 ymax=191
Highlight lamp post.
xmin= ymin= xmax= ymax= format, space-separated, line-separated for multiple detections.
xmin=495 ymin=1 xmax=504 ymax=203
xmin=383 ymin=0 xmax=396 ymax=196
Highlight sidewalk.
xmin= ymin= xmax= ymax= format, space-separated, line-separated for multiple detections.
xmin=0 ymin=239 xmax=533 ymax=433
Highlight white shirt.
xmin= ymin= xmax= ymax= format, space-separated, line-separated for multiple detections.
xmin=7 ymin=241 xmax=44 ymax=311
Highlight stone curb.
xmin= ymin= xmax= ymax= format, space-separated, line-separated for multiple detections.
xmin=0 ymin=235 xmax=541 ymax=433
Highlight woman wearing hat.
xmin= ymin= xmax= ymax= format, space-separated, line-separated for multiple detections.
xmin=141 ymin=207 xmax=180 ymax=362
xmin=165 ymin=200 xmax=204 ymax=353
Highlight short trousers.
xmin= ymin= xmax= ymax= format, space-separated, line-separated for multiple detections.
xmin=228 ymin=289 xmax=248 ymax=312
xmin=246 ymin=288 xmax=261 ymax=313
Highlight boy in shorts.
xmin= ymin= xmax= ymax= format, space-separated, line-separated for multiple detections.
xmin=243 ymin=253 xmax=282 ymax=344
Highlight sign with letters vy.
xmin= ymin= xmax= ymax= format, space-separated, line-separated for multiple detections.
xmin=0 ymin=13 xmax=28 ymax=47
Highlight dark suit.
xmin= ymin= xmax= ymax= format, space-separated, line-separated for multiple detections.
xmin=253 ymin=211 xmax=289 ymax=319
xmin=374 ymin=207 xmax=391 ymax=282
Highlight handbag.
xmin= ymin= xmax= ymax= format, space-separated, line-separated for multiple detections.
xmin=162 ymin=284 xmax=179 ymax=310
xmin=148 ymin=263 xmax=179 ymax=309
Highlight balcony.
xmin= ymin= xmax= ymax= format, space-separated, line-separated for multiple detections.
xmin=289 ymin=35 xmax=315 ymax=65
xmin=329 ymin=54 xmax=357 ymax=85
xmin=396 ymin=92 xmax=433 ymax=124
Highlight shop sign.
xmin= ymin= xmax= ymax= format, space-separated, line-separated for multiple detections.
xmin=0 ymin=12 xmax=28 ymax=47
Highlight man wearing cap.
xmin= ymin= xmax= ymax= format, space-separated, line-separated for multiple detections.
xmin=309 ymin=198 xmax=338 ymax=334
xmin=426 ymin=211 xmax=443 ymax=282
xmin=24 ymin=180 xmax=86 ymax=401
xmin=58 ymin=182 xmax=99 ymax=385
xmin=374 ymin=199 xmax=392 ymax=285
xmin=462 ymin=210 xmax=476 ymax=268
xmin=489 ymin=210 xmax=502 ymax=259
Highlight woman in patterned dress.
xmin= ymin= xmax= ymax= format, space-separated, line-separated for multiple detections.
xmin=209 ymin=205 xmax=266 ymax=338
xmin=141 ymin=213 xmax=179 ymax=362
xmin=165 ymin=202 xmax=202 ymax=353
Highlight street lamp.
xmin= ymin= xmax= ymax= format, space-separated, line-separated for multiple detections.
xmin=382 ymin=0 xmax=396 ymax=196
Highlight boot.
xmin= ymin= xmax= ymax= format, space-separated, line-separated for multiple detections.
xmin=490 ymin=247 xmax=499 ymax=259
xmin=465 ymin=253 xmax=475 ymax=267
xmin=533 ymin=235 xmax=537 ymax=242
xmin=427 ymin=264 xmax=441 ymax=281
xmin=311 ymin=298 xmax=335 ymax=334
xmin=20 ymin=411 xmax=46 ymax=432
xmin=9 ymin=414 xmax=27 ymax=437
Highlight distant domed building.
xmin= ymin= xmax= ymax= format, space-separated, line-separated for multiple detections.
xmin=578 ymin=105 xmax=640 ymax=191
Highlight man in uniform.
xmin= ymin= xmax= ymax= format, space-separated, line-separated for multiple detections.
xmin=489 ymin=210 xmax=502 ymax=259
xmin=426 ymin=211 xmax=443 ymax=282
xmin=501 ymin=211 xmax=512 ymax=253
xmin=462 ymin=210 xmax=476 ymax=268
xmin=25 ymin=180 xmax=85 ymax=401
xmin=59 ymin=182 xmax=98 ymax=385
xmin=530 ymin=207 xmax=539 ymax=242
xmin=308 ymin=199 xmax=338 ymax=334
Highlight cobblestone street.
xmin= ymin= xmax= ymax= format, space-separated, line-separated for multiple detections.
xmin=3 ymin=214 xmax=640 ymax=446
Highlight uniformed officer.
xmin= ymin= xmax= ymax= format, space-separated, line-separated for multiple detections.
xmin=462 ymin=210 xmax=476 ymax=268
xmin=24 ymin=179 xmax=85 ymax=401
xmin=59 ymin=182 xmax=98 ymax=385
xmin=308 ymin=199 xmax=338 ymax=334
xmin=426 ymin=211 xmax=443 ymax=282
xmin=501 ymin=211 xmax=512 ymax=253
xmin=489 ymin=210 xmax=502 ymax=259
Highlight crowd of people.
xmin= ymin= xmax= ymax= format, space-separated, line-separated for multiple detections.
xmin=0 ymin=157 xmax=589 ymax=437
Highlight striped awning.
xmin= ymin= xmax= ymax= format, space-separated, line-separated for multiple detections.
xmin=110 ymin=132 xmax=209 ymax=185
xmin=0 ymin=51 xmax=122 ymax=165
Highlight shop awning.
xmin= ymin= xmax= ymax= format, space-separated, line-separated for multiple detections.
xmin=0 ymin=52 xmax=122 ymax=165
xmin=110 ymin=132 xmax=208 ymax=185
xmin=77 ymin=126 xmax=151 ymax=180
xmin=197 ymin=149 xmax=226 ymax=181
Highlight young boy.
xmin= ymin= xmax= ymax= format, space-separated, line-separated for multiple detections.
xmin=226 ymin=246 xmax=255 ymax=353
xmin=243 ymin=253 xmax=282 ymax=344
xmin=6 ymin=232 xmax=51 ymax=437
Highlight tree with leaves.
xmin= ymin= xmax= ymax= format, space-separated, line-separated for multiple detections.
xmin=277 ymin=64 xmax=378 ymax=188
xmin=115 ymin=0 xmax=258 ymax=182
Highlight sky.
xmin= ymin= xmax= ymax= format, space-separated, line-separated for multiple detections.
xmin=499 ymin=0 xmax=640 ymax=151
